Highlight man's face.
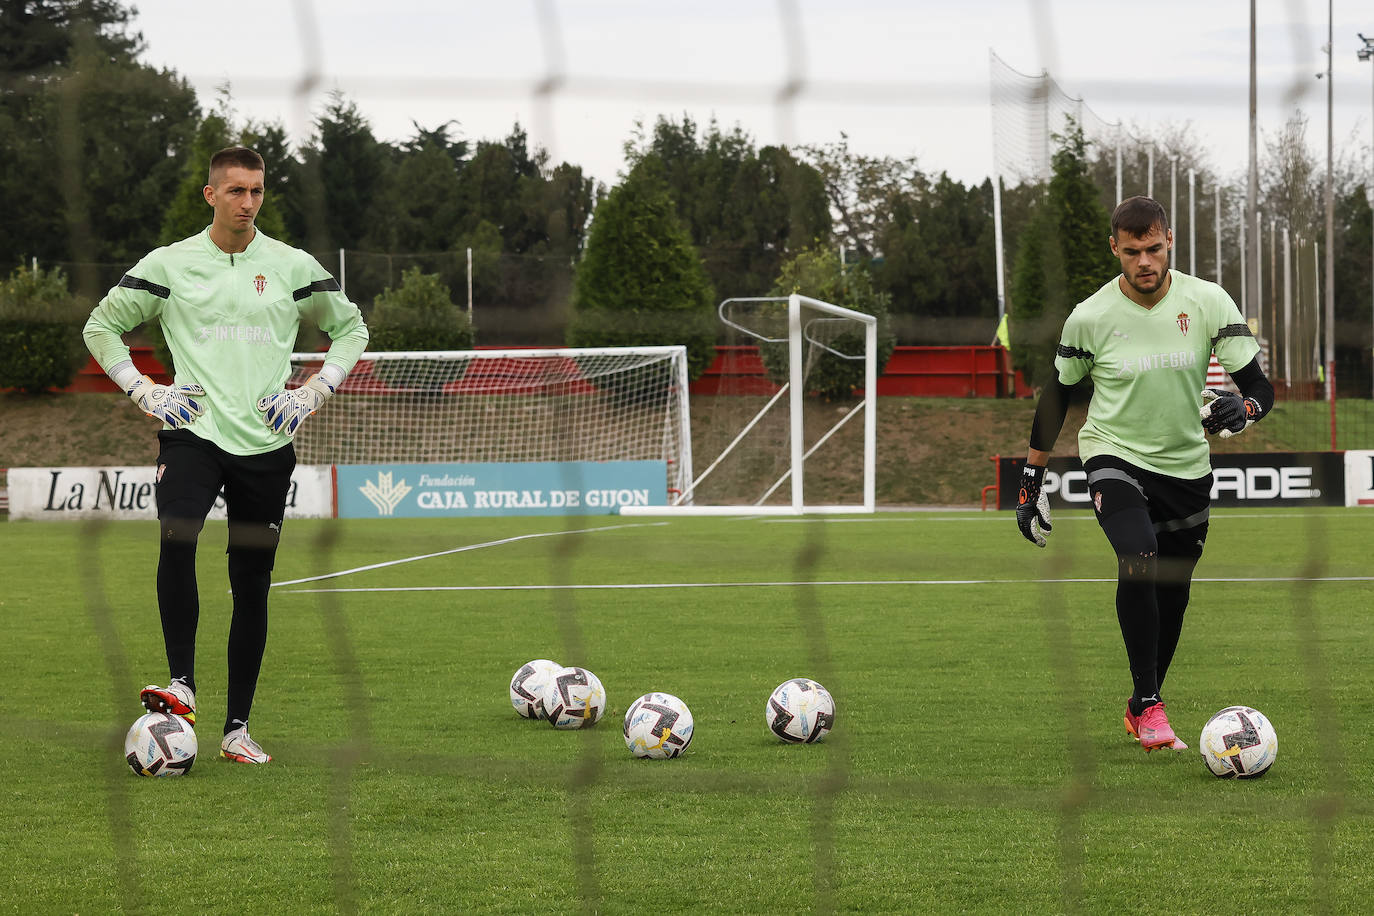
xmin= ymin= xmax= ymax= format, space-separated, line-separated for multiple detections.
xmin=1110 ymin=223 xmax=1172 ymax=297
xmin=203 ymin=165 xmax=265 ymax=233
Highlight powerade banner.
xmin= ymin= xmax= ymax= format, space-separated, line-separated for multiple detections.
xmin=336 ymin=461 xmax=668 ymax=518
xmin=997 ymin=452 xmax=1346 ymax=510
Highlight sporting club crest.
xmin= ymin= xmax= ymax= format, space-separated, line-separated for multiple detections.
xmin=253 ymin=274 xmax=267 ymax=296
xmin=1176 ymin=312 xmax=1190 ymax=335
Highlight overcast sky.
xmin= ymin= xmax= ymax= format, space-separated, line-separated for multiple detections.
xmin=129 ymin=1 xmax=1373 ymax=189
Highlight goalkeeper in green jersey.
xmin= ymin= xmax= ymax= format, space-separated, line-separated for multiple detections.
xmin=83 ymin=146 xmax=369 ymax=764
xmin=1015 ymin=196 xmax=1274 ymax=753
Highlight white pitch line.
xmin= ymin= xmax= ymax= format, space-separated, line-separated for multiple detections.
xmin=276 ymin=574 xmax=1374 ymax=594
xmin=270 ymin=522 xmax=668 ymax=587
xmin=761 ymin=511 xmax=1371 ymax=523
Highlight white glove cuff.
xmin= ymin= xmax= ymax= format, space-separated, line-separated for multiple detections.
xmin=317 ymin=363 xmax=346 ymax=391
xmin=109 ymin=360 xmax=142 ymax=392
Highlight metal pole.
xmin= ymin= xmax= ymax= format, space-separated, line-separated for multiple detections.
xmin=1239 ymin=199 xmax=1247 ymax=312
xmin=1323 ymin=2 xmax=1335 ymax=421
xmin=338 ymin=248 xmax=346 ymax=294
xmin=1360 ymin=33 xmax=1374 ymax=397
xmin=1147 ymin=143 xmax=1154 ymax=199
xmin=1215 ymin=186 xmax=1222 ymax=283
xmin=466 ymin=246 xmax=473 ymax=318
xmin=1283 ymin=226 xmax=1292 ymax=384
xmin=1188 ymin=168 xmax=1196 ymax=276
xmin=993 ymin=178 xmax=1007 ymax=321
xmin=1246 ymin=0 xmax=1260 ymax=325
xmin=1256 ymin=209 xmax=1263 ymax=336
xmin=1115 ymin=142 xmax=1123 ymax=204
xmin=1170 ymin=157 xmax=1177 ymax=233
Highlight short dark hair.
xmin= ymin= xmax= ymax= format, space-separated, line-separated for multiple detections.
xmin=207 ymin=146 xmax=265 ymax=186
xmin=1111 ymin=196 xmax=1169 ymax=239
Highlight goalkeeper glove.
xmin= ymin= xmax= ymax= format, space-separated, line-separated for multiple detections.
xmin=1199 ymin=388 xmax=1261 ymax=438
xmin=1015 ymin=464 xmax=1052 ymax=548
xmin=124 ymin=374 xmax=206 ymax=429
xmin=257 ymin=371 xmax=337 ymax=436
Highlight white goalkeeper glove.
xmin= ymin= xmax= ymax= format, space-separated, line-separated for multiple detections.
xmin=257 ymin=365 xmax=345 ymax=436
xmin=1200 ymin=388 xmax=1261 ymax=439
xmin=113 ymin=362 xmax=206 ymax=429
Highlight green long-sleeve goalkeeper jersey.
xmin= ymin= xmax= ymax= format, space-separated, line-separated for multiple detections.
xmin=1053 ymin=269 xmax=1260 ymax=479
xmin=84 ymin=227 xmax=369 ymax=456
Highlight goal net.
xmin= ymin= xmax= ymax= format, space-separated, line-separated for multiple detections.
xmin=288 ymin=346 xmax=693 ymax=501
xmin=623 ymin=294 xmax=876 ymax=516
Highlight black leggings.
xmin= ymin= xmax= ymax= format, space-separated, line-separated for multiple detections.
xmin=154 ymin=430 xmax=294 ymax=733
xmin=1085 ymin=456 xmax=1210 ymax=702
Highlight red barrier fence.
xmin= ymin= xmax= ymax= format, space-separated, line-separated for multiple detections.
xmin=57 ymin=344 xmax=1032 ymax=398
xmin=690 ymin=344 xmax=1030 ymax=397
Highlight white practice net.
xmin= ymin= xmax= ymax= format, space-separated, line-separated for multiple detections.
xmin=288 ymin=346 xmax=693 ymax=500
xmin=670 ymin=296 xmax=876 ymax=513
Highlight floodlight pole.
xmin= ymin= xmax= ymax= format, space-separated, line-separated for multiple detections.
xmin=1246 ymin=0 xmax=1260 ymax=325
xmin=1323 ymin=3 xmax=1335 ymax=425
xmin=1360 ymin=33 xmax=1374 ymax=398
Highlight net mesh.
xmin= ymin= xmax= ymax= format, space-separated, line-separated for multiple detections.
xmin=684 ymin=297 xmax=872 ymax=508
xmin=290 ymin=347 xmax=691 ymax=496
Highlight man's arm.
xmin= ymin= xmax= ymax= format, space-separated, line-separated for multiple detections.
xmin=258 ymin=267 xmax=370 ymax=437
xmin=1017 ymin=379 xmax=1076 ymax=547
xmin=1200 ymin=357 xmax=1273 ymax=437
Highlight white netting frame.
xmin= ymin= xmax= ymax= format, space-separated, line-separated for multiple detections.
xmin=288 ymin=346 xmax=693 ymax=500
xmin=989 ymin=49 xmax=1122 ymax=187
xmin=625 ymin=295 xmax=876 ymax=516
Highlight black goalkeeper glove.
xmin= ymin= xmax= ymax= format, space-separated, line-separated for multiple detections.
xmin=1016 ymin=464 xmax=1052 ymax=548
xmin=1200 ymin=388 xmax=1262 ymax=438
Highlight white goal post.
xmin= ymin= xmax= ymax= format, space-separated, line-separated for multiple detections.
xmin=622 ymin=293 xmax=877 ymax=516
xmin=287 ymin=345 xmax=694 ymax=501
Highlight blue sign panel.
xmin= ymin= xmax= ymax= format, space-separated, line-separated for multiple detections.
xmin=336 ymin=461 xmax=668 ymax=518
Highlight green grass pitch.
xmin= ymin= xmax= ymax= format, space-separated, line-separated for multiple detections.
xmin=1 ymin=508 xmax=1372 ymax=913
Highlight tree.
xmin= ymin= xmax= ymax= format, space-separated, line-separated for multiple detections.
xmin=874 ymin=173 xmax=996 ymax=337
xmin=567 ymin=169 xmax=717 ymax=381
xmin=1009 ymin=119 xmax=1119 ymax=388
xmin=796 ymin=133 xmax=924 ymax=259
xmin=624 ymin=115 xmax=830 ymax=297
xmin=288 ymin=91 xmax=389 ymax=252
xmin=0 ymin=9 xmax=198 ymax=279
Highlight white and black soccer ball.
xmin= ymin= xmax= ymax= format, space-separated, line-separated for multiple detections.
xmin=765 ymin=677 xmax=835 ymax=744
xmin=509 ymin=658 xmax=562 ymax=719
xmin=1199 ymin=705 xmax=1278 ymax=778
xmin=124 ymin=711 xmax=197 ymax=777
xmin=542 ymin=666 xmax=607 ymax=729
xmin=623 ymin=692 xmax=694 ymax=759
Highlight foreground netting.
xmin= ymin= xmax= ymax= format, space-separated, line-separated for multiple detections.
xmin=288 ymin=346 xmax=693 ymax=500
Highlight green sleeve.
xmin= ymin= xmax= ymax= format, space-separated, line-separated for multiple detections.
xmin=296 ymin=256 xmax=369 ymax=375
xmin=82 ymin=254 xmax=168 ymax=373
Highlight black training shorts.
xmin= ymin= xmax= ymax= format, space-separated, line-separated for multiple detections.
xmin=1083 ymin=454 xmax=1212 ymax=559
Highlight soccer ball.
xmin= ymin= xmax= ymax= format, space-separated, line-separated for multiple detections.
xmin=542 ymin=666 xmax=607 ymax=729
xmin=623 ymin=692 xmax=694 ymax=759
xmin=765 ymin=678 xmax=835 ymax=743
xmin=124 ymin=712 xmax=197 ymax=777
xmin=1199 ymin=706 xmax=1278 ymax=778
xmin=509 ymin=659 xmax=561 ymax=719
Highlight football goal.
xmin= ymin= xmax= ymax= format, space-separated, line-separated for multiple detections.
xmin=287 ymin=345 xmax=694 ymax=501
xmin=622 ymin=293 xmax=877 ymax=516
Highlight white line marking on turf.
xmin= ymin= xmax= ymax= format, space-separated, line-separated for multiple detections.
xmin=277 ymin=574 xmax=1374 ymax=594
xmin=761 ymin=512 xmax=1367 ymax=523
xmin=270 ymin=522 xmax=668 ymax=588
